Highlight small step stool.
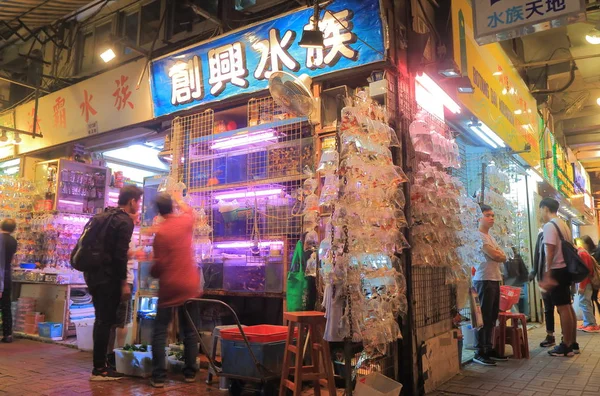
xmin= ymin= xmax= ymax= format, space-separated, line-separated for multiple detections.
xmin=493 ymin=312 xmax=529 ymax=359
xmin=279 ymin=311 xmax=336 ymax=396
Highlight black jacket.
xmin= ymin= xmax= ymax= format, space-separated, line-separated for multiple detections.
xmin=531 ymin=231 xmax=545 ymax=282
xmin=84 ymin=207 xmax=134 ymax=287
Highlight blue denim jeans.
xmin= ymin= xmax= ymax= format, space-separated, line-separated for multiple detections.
xmin=151 ymin=304 xmax=199 ymax=380
xmin=578 ymin=284 xmax=597 ymax=327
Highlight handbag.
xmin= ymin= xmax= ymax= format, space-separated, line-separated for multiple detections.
xmin=550 ymin=221 xmax=589 ymax=283
xmin=286 ymin=240 xmax=309 ymax=312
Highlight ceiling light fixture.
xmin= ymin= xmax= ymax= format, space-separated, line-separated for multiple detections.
xmin=299 ymin=2 xmax=324 ymax=49
xmin=0 ymin=130 xmax=7 ymax=142
xmin=586 ymin=28 xmax=600 ymax=45
xmin=13 ymin=133 xmax=21 ymax=144
xmin=596 ymin=97 xmax=600 ymax=106
xmin=100 ymin=48 xmax=117 ymax=63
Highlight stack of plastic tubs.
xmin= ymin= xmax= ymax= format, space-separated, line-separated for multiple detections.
xmin=14 ymin=297 xmax=36 ymax=333
xmin=24 ymin=312 xmax=45 ymax=335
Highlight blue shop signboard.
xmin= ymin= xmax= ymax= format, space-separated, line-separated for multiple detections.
xmin=149 ymin=0 xmax=385 ymax=118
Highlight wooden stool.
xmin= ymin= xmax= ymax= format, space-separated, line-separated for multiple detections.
xmin=279 ymin=311 xmax=336 ymax=396
xmin=493 ymin=312 xmax=529 ymax=359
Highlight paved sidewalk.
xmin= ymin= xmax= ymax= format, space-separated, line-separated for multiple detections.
xmin=435 ymin=325 xmax=600 ymax=396
xmin=0 ymin=339 xmax=227 ymax=395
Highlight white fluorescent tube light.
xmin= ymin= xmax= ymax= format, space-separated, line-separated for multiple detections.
xmin=470 ymin=126 xmax=498 ymax=149
xmin=477 ymin=123 xmax=506 ymax=148
xmin=214 ymin=188 xmax=283 ymax=201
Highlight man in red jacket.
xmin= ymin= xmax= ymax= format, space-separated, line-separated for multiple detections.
xmin=150 ymin=192 xmax=201 ymax=388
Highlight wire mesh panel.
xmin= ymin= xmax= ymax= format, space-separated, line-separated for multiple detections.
xmin=246 ymin=97 xmax=311 ymax=240
xmin=413 ymin=267 xmax=454 ymax=329
xmin=169 ymin=98 xmax=313 ymax=295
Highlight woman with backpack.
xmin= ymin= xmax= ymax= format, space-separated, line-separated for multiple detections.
xmin=575 ymin=237 xmax=600 ymax=333
xmin=579 ymin=236 xmax=600 ymax=317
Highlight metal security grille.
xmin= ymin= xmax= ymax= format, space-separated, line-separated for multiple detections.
xmin=413 ymin=267 xmax=454 ymax=328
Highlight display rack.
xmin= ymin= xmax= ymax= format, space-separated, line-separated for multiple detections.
xmin=168 ymin=96 xmax=313 ymax=301
xmin=34 ymin=159 xmax=110 ymax=214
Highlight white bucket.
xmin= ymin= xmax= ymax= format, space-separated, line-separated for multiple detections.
xmin=74 ymin=319 xmax=94 ymax=352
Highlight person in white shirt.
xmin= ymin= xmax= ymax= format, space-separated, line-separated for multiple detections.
xmin=538 ymin=197 xmax=578 ymax=357
xmin=472 ymin=204 xmax=507 ymax=366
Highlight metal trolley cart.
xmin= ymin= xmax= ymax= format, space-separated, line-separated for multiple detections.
xmin=184 ymin=298 xmax=282 ymax=396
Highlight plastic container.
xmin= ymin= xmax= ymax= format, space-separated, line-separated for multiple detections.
xmin=114 ymin=347 xmax=153 ymax=378
xmin=221 ymin=339 xmax=286 ymax=379
xmin=500 ymin=286 xmax=521 ymax=312
xmin=24 ymin=323 xmax=38 ymax=334
xmin=25 ymin=312 xmax=45 ymax=325
xmin=355 ymin=373 xmax=403 ymax=396
xmin=75 ymin=319 xmax=94 ymax=351
xmin=221 ymin=325 xmax=289 ymax=343
xmin=38 ymin=322 xmax=63 ymax=339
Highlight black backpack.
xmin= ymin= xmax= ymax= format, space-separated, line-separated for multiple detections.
xmin=70 ymin=210 xmax=116 ymax=272
xmin=550 ymin=221 xmax=590 ymax=283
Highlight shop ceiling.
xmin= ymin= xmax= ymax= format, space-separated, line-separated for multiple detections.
xmin=515 ymin=4 xmax=600 ymax=193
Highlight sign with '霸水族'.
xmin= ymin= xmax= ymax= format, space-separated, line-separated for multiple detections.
xmin=472 ymin=0 xmax=586 ymax=45
xmin=149 ymin=0 xmax=385 ymax=118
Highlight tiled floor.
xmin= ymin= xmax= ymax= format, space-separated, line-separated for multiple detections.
xmin=435 ymin=324 xmax=600 ymax=396
xmin=0 ymin=339 xmax=230 ymax=395
xmin=0 ymin=338 xmax=341 ymax=395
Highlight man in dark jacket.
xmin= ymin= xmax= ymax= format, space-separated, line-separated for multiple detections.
xmin=0 ymin=219 xmax=18 ymax=343
xmin=88 ymin=185 xmax=142 ymax=381
xmin=530 ymin=231 xmax=557 ymax=348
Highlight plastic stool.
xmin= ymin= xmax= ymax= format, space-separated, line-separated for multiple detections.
xmin=206 ymin=325 xmax=245 ymax=389
xmin=493 ymin=312 xmax=529 ymax=359
xmin=279 ymin=311 xmax=336 ymax=396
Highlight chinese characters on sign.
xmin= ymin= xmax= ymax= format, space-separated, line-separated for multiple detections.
xmin=169 ymin=56 xmax=204 ymax=105
xmin=305 ymin=10 xmax=358 ymax=69
xmin=150 ymin=0 xmax=385 ymax=117
xmin=53 ymin=97 xmax=66 ymax=128
xmin=79 ymin=89 xmax=97 ymax=123
xmin=113 ymin=75 xmax=135 ymax=111
xmin=208 ymin=43 xmax=249 ymax=95
xmin=473 ymin=0 xmax=584 ymax=44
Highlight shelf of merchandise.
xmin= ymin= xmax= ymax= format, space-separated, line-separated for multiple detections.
xmin=11 ymin=281 xmax=88 ymax=340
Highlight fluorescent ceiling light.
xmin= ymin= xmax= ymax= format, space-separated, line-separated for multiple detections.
xmin=586 ymin=28 xmax=600 ymax=45
xmin=0 ymin=158 xmax=19 ymax=169
xmin=214 ymin=188 xmax=283 ymax=201
xmin=470 ymin=126 xmax=498 ymax=149
xmin=103 ymin=144 xmax=168 ymax=171
xmin=477 ymin=123 xmax=506 ymax=148
xmin=210 ymin=130 xmax=277 ymax=150
xmin=514 ymin=109 xmax=523 ymax=115
xmin=100 ymin=48 xmax=116 ymax=63
xmin=58 ymin=199 xmax=84 ymax=206
xmin=4 ymin=166 xmax=19 ymax=175
xmin=215 ymin=240 xmax=284 ymax=249
xmin=415 ymin=73 xmax=461 ymax=114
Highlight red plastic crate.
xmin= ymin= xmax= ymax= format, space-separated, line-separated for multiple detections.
xmin=220 ymin=325 xmax=290 ymax=343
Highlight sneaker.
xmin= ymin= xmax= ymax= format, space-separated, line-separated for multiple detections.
xmin=473 ymin=354 xmax=497 ymax=366
xmin=184 ymin=373 xmax=197 ymax=383
xmin=150 ymin=378 xmax=165 ymax=388
xmin=1 ymin=335 xmax=13 ymax=343
xmin=548 ymin=343 xmax=574 ymax=357
xmin=578 ymin=324 xmax=586 ymax=331
xmin=106 ymin=353 xmax=116 ymax=370
xmin=582 ymin=325 xmax=600 ymax=333
xmin=90 ymin=367 xmax=125 ymax=381
xmin=488 ymin=350 xmax=508 ymax=361
xmin=571 ymin=343 xmax=580 ymax=354
xmin=540 ymin=335 xmax=556 ymax=348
